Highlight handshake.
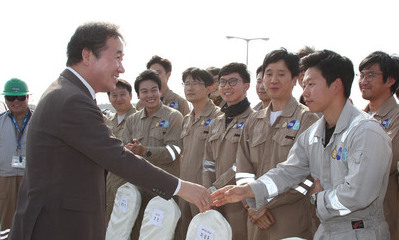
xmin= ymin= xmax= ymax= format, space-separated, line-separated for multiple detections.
xmin=179 ymin=182 xmax=275 ymax=229
xmin=177 ymin=182 xmax=253 ymax=212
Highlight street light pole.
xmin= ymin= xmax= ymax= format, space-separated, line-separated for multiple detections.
xmin=226 ymin=36 xmax=270 ymax=66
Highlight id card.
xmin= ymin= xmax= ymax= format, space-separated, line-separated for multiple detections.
xmin=11 ymin=155 xmax=26 ymax=168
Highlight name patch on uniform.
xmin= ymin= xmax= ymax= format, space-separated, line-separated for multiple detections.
xmin=234 ymin=133 xmax=241 ymax=137
xmin=169 ymin=102 xmax=179 ymax=109
xmin=203 ymin=130 xmax=209 ymax=134
xmin=351 ymin=220 xmax=364 ymax=229
xmin=156 ymin=120 xmax=170 ymax=128
xmin=285 ymin=135 xmax=296 ymax=140
xmin=381 ymin=118 xmax=391 ymax=129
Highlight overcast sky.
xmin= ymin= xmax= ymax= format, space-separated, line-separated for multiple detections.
xmin=1 ymin=0 xmax=398 ymax=108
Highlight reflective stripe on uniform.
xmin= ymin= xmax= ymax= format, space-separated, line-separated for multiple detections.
xmin=166 ymin=145 xmax=176 ymax=161
xmin=173 ymin=145 xmax=181 ymax=155
xmin=231 ymin=164 xmax=237 ymax=172
xmin=203 ymin=160 xmax=215 ymax=172
xmin=328 ymin=189 xmax=351 ymax=216
xmin=294 ymin=185 xmax=307 ymax=195
xmin=258 ymin=175 xmax=278 ymax=197
xmin=304 ymin=179 xmax=313 ymax=187
xmin=235 ymin=172 xmax=255 ymax=185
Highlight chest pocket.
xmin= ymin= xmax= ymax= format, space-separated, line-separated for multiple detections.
xmin=195 ymin=125 xmax=211 ymax=140
xmin=208 ymin=131 xmax=222 ymax=143
xmin=272 ymin=128 xmax=298 ymax=147
xmin=225 ymin=128 xmax=242 ymax=144
xmin=249 ymin=127 xmax=268 ymax=148
xmin=149 ymin=125 xmax=166 ymax=142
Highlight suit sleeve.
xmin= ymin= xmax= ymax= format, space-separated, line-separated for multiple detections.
xmin=59 ymin=95 xmax=178 ymax=199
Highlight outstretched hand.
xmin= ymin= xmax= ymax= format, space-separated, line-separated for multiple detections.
xmin=211 ymin=184 xmax=254 ymax=207
xmin=177 ymin=180 xmax=211 ymax=213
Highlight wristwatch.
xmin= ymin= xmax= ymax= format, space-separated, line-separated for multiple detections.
xmin=145 ymin=149 xmax=152 ymax=157
xmin=310 ymin=192 xmax=317 ymax=206
xmin=208 ymin=186 xmax=217 ymax=194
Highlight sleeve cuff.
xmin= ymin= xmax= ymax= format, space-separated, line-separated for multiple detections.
xmin=173 ymin=178 xmax=182 ymax=196
xmin=249 ymin=180 xmax=270 ymax=210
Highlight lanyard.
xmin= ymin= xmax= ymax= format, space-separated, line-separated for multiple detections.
xmin=9 ymin=110 xmax=32 ymax=150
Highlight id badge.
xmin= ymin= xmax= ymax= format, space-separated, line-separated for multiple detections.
xmin=11 ymin=155 xmax=26 ymax=169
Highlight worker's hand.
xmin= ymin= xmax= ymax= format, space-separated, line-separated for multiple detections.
xmin=248 ymin=205 xmax=276 ymax=229
xmin=211 ymin=184 xmax=254 ymax=207
xmin=127 ymin=139 xmax=147 ymax=156
xmin=177 ymin=180 xmax=211 ymax=213
xmin=310 ymin=178 xmax=323 ymax=195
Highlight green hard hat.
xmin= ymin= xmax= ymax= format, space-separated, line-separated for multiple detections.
xmin=2 ymin=78 xmax=29 ymax=96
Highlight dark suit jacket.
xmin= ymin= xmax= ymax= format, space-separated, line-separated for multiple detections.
xmin=9 ymin=69 xmax=178 ymax=240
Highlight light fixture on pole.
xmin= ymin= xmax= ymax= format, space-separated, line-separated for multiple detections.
xmin=226 ymin=36 xmax=270 ymax=66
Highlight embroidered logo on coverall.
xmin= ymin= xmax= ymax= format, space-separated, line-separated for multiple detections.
xmin=202 ymin=119 xmax=214 ymax=126
xmin=286 ymin=120 xmax=300 ymax=130
xmin=156 ymin=120 xmax=169 ymax=128
xmin=169 ymin=102 xmax=179 ymax=109
xmin=331 ymin=146 xmax=337 ymax=159
xmin=233 ymin=122 xmax=245 ymax=129
xmin=336 ymin=147 xmax=348 ymax=162
xmin=381 ymin=118 xmax=391 ymax=129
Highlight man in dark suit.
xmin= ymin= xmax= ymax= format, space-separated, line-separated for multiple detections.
xmin=9 ymin=22 xmax=211 ymax=240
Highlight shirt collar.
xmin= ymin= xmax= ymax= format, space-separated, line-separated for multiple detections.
xmin=365 ymin=96 xmax=397 ymax=118
xmin=67 ymin=67 xmax=96 ymax=100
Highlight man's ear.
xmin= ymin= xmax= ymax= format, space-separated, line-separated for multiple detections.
xmin=166 ymin=71 xmax=172 ymax=81
xmin=333 ymin=78 xmax=343 ymax=93
xmin=82 ymin=48 xmax=92 ymax=65
xmin=386 ymin=77 xmax=396 ymax=88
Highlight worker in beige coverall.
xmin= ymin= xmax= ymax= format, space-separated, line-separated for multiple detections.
xmin=121 ymin=69 xmax=183 ymax=239
xmin=136 ymin=55 xmax=190 ymax=116
xmin=202 ymin=62 xmax=254 ymax=240
xmin=104 ymin=79 xmax=136 ymax=226
xmin=358 ymin=51 xmax=399 ymax=240
xmin=235 ymin=49 xmax=319 ymax=240
xmin=253 ymin=65 xmax=271 ymax=111
xmin=177 ymin=67 xmax=222 ymax=240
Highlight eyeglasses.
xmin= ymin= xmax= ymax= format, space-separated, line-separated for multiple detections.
xmin=356 ymin=71 xmax=383 ymax=82
xmin=5 ymin=95 xmax=27 ymax=101
xmin=219 ymin=78 xmax=240 ymax=87
xmin=182 ymin=81 xmax=205 ymax=87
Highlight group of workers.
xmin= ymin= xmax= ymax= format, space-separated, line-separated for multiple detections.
xmin=0 ymin=21 xmax=398 ymax=240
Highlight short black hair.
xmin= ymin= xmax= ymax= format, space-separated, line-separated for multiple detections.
xmin=263 ymin=48 xmax=300 ymax=78
xmin=300 ymin=50 xmax=354 ymax=99
xmin=297 ymin=46 xmax=315 ymax=59
xmin=182 ymin=67 xmax=215 ymax=87
xmin=359 ymin=51 xmax=399 ymax=94
xmin=219 ymin=62 xmax=250 ymax=83
xmin=134 ymin=69 xmax=162 ymax=95
xmin=146 ymin=55 xmax=172 ymax=73
xmin=256 ymin=65 xmax=263 ymax=75
xmin=107 ymin=79 xmax=132 ymax=96
xmin=66 ymin=22 xmax=123 ymax=66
